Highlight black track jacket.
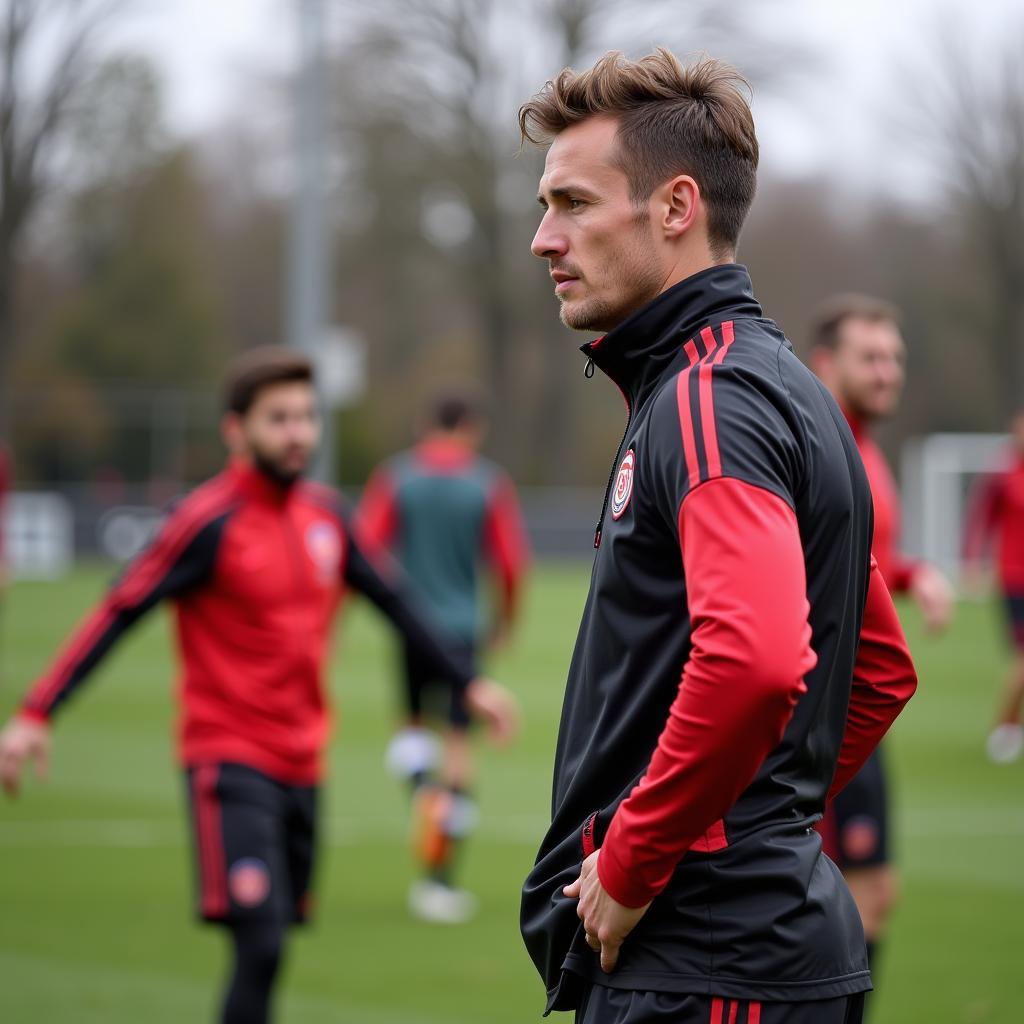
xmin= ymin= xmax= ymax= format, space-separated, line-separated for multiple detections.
xmin=520 ymin=265 xmax=917 ymax=1013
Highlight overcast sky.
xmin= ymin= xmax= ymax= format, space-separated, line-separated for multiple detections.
xmin=103 ymin=0 xmax=1015 ymax=199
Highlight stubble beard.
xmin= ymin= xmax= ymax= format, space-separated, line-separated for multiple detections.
xmin=843 ymin=383 xmax=901 ymax=425
xmin=557 ymin=217 xmax=663 ymax=334
xmin=252 ymin=448 xmax=306 ymax=487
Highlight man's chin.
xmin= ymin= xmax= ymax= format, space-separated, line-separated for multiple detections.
xmin=253 ymin=454 xmax=308 ymax=487
xmin=560 ymin=300 xmax=612 ymax=334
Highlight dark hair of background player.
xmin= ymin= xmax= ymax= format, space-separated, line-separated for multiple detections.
xmin=809 ymin=294 xmax=903 ymax=352
xmin=223 ymin=347 xmax=314 ymax=415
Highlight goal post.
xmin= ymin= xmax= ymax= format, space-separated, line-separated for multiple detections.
xmin=900 ymin=432 xmax=1010 ymax=582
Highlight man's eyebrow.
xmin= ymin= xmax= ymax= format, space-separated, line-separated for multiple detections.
xmin=537 ymin=184 xmax=597 ymax=206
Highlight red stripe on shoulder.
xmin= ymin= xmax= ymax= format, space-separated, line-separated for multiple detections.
xmin=117 ymin=476 xmax=236 ymax=605
xmin=701 ymin=320 xmax=736 ymax=479
xmin=677 ymin=339 xmax=702 ymax=489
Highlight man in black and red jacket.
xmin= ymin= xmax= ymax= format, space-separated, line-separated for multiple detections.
xmin=518 ymin=50 xmax=917 ymax=1023
xmin=0 ymin=348 xmax=517 ymax=1024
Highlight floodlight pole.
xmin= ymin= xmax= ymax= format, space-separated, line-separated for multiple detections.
xmin=287 ymin=0 xmax=333 ymax=482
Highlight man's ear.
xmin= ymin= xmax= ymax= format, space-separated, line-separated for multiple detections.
xmin=221 ymin=412 xmax=245 ymax=456
xmin=809 ymin=346 xmax=833 ymax=382
xmin=661 ymin=175 xmax=700 ymax=240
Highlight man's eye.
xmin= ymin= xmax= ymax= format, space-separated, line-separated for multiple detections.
xmin=568 ymin=198 xmax=585 ymax=210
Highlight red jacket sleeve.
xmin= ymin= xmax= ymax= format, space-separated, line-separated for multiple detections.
xmin=597 ymin=477 xmax=816 ymax=908
xmin=826 ymin=559 xmax=917 ymax=803
xmin=483 ymin=474 xmax=530 ymax=626
xmin=885 ymin=554 xmax=922 ymax=595
xmin=20 ymin=503 xmax=227 ymax=723
xmin=355 ymin=468 xmax=399 ymax=554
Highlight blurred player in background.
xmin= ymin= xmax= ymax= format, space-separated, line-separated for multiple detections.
xmin=0 ymin=348 xmax=517 ymax=1024
xmin=0 ymin=443 xmax=9 ymax=679
xmin=810 ymin=295 xmax=954 ymax=1000
xmin=964 ymin=408 xmax=1024 ymax=762
xmin=357 ymin=390 xmax=529 ymax=923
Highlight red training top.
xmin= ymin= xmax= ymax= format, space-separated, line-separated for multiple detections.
xmin=20 ymin=461 xmax=473 ymax=784
xmin=964 ymin=452 xmax=1024 ymax=592
xmin=847 ymin=415 xmax=920 ymax=593
xmin=357 ymin=436 xmax=529 ymax=637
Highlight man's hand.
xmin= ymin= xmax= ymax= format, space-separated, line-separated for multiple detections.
xmin=563 ymin=850 xmax=651 ymax=973
xmin=961 ymin=562 xmax=989 ymax=601
xmin=0 ymin=715 xmax=51 ymax=798
xmin=465 ymin=678 xmax=520 ymax=745
xmin=910 ymin=563 xmax=954 ymax=633
xmin=486 ymin=619 xmax=511 ymax=653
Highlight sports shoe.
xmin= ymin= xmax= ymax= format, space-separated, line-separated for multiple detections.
xmin=408 ymin=879 xmax=478 ymax=924
xmin=986 ymin=723 xmax=1024 ymax=763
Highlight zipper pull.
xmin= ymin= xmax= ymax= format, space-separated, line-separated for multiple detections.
xmin=594 ymin=525 xmax=602 ymax=548
xmin=584 ymin=357 xmax=595 ymax=379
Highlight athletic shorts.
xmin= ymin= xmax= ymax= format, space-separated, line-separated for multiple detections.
xmin=829 ymin=747 xmax=890 ymax=871
xmin=185 ymin=762 xmax=318 ymax=926
xmin=574 ymin=984 xmax=865 ymax=1024
xmin=1004 ymin=593 xmax=1024 ymax=649
xmin=400 ymin=638 xmax=477 ymax=729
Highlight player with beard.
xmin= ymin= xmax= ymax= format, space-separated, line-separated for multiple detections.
xmin=0 ymin=347 xmax=517 ymax=1024
xmin=810 ymin=295 xmax=953 ymax=1004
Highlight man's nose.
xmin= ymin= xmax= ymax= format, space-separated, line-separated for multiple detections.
xmin=531 ymin=211 xmax=566 ymax=260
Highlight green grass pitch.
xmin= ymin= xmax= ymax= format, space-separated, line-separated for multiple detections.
xmin=0 ymin=562 xmax=1022 ymax=1023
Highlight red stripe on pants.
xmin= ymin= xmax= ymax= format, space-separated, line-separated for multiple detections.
xmin=193 ymin=765 xmax=227 ymax=917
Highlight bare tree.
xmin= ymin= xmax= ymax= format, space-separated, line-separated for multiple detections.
xmin=0 ymin=0 xmax=119 ymax=437
xmin=331 ymin=0 xmax=799 ymax=476
xmin=902 ymin=18 xmax=1024 ymax=420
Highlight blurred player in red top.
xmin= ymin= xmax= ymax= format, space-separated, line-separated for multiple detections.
xmin=357 ymin=391 xmax=529 ymax=922
xmin=964 ymin=409 xmax=1024 ymax=762
xmin=0 ymin=349 xmax=517 ymax=1024
xmin=811 ymin=295 xmax=953 ymax=993
xmin=0 ymin=444 xmax=9 ymax=673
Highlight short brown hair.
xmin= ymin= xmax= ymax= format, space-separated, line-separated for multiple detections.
xmin=429 ymin=389 xmax=483 ymax=431
xmin=519 ymin=48 xmax=758 ymax=258
xmin=223 ymin=346 xmax=314 ymax=414
xmin=810 ymin=294 xmax=902 ymax=352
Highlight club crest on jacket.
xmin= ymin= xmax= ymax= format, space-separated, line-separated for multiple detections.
xmin=611 ymin=449 xmax=635 ymax=520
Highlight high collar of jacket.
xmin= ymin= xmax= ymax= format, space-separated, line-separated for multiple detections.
xmin=415 ymin=435 xmax=476 ymax=470
xmin=580 ymin=263 xmax=763 ymax=406
xmin=227 ymin=457 xmax=296 ymax=506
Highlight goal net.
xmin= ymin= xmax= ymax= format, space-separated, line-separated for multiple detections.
xmin=900 ymin=432 xmax=1010 ymax=582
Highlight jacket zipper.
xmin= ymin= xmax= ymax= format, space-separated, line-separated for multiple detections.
xmin=587 ymin=357 xmax=632 ymax=549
